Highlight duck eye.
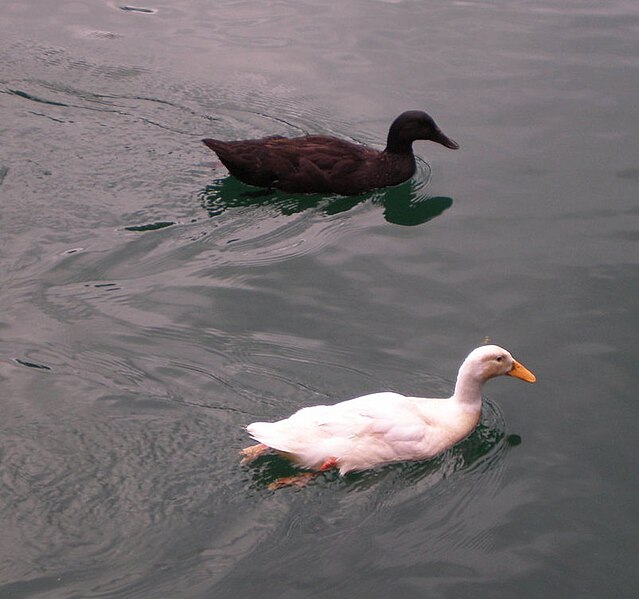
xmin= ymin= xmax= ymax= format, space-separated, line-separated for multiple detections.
xmin=496 ymin=356 xmax=503 ymax=362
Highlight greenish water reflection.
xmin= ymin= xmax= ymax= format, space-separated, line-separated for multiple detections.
xmin=199 ymin=175 xmax=453 ymax=226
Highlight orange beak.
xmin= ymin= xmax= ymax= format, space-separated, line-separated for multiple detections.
xmin=506 ymin=359 xmax=536 ymax=383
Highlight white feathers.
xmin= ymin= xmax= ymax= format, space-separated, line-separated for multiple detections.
xmin=243 ymin=345 xmax=535 ymax=475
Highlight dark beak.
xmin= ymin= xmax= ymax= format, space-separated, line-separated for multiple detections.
xmin=432 ymin=129 xmax=459 ymax=150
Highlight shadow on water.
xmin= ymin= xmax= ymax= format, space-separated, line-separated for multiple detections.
xmin=380 ymin=189 xmax=453 ymax=227
xmin=198 ymin=172 xmax=453 ymax=227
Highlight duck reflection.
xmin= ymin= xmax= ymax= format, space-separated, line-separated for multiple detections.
xmin=199 ymin=166 xmax=453 ymax=227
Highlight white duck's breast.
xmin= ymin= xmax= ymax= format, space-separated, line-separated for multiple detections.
xmin=336 ymin=397 xmax=479 ymax=472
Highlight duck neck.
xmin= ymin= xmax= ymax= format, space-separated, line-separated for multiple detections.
xmin=384 ymin=136 xmax=414 ymax=155
xmin=451 ymin=363 xmax=484 ymax=411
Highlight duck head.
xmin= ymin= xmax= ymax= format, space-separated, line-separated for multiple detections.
xmin=461 ymin=345 xmax=536 ymax=383
xmin=386 ymin=110 xmax=459 ymax=154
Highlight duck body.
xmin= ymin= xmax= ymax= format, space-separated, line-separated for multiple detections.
xmin=203 ymin=110 xmax=458 ymax=195
xmin=243 ymin=345 xmax=536 ymax=476
xmin=247 ymin=391 xmax=480 ymax=474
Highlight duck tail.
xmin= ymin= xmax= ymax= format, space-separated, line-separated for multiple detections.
xmin=202 ymin=138 xmax=223 ymax=151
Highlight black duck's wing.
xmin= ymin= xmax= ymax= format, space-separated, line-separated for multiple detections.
xmin=284 ymin=136 xmax=373 ymax=172
xmin=269 ymin=136 xmax=378 ymax=192
xmin=202 ymin=137 xmax=288 ymax=188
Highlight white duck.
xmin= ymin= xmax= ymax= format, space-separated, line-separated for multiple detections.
xmin=241 ymin=345 xmax=535 ymax=488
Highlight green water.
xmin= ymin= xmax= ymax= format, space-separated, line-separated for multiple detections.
xmin=1 ymin=1 xmax=638 ymax=597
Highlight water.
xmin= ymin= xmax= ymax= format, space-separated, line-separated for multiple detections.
xmin=1 ymin=1 xmax=638 ymax=597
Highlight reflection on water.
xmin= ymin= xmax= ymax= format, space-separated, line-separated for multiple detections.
xmin=381 ymin=193 xmax=453 ymax=227
xmin=124 ymin=221 xmax=176 ymax=231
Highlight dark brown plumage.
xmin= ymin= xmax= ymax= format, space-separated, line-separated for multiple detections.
xmin=202 ymin=110 xmax=458 ymax=195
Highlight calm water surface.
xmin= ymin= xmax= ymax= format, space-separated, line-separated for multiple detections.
xmin=1 ymin=1 xmax=638 ymax=597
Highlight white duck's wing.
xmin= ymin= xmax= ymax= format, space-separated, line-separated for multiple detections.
xmin=247 ymin=392 xmax=442 ymax=473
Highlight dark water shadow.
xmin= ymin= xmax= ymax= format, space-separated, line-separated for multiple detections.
xmin=198 ymin=172 xmax=453 ymax=227
xmin=379 ymin=188 xmax=453 ymax=227
xmin=124 ymin=221 xmax=175 ymax=232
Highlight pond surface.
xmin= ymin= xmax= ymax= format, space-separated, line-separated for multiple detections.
xmin=1 ymin=1 xmax=638 ymax=597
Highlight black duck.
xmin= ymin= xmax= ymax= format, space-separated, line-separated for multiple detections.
xmin=202 ymin=110 xmax=458 ymax=195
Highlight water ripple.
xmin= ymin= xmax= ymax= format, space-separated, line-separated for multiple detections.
xmin=0 ymin=410 xmax=245 ymax=595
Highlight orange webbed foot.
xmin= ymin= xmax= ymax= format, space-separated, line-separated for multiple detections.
xmin=267 ymin=472 xmax=317 ymax=491
xmin=239 ymin=443 xmax=269 ymax=464
xmin=266 ymin=457 xmax=338 ymax=490
xmin=318 ymin=457 xmax=338 ymax=471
